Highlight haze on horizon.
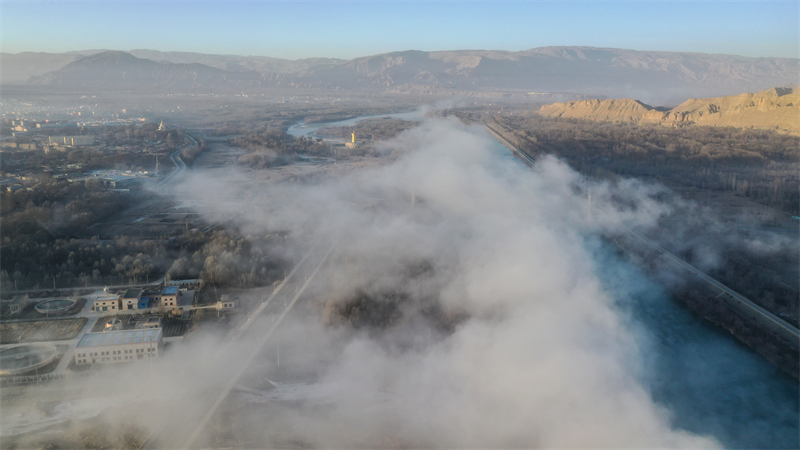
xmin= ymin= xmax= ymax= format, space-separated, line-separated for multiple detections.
xmin=2 ymin=1 xmax=798 ymax=60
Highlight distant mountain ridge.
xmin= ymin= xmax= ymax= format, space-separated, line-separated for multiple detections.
xmin=26 ymin=51 xmax=268 ymax=89
xmin=538 ymin=86 xmax=800 ymax=135
xmin=4 ymin=47 xmax=798 ymax=103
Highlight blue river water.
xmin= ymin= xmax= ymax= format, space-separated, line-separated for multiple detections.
xmin=287 ymin=111 xmax=424 ymax=142
xmin=296 ymin=113 xmax=799 ymax=448
xmin=489 ymin=136 xmax=799 ymax=449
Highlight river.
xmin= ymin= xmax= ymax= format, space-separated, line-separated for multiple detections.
xmin=299 ymin=112 xmax=800 ymax=448
xmin=287 ymin=110 xmax=426 ymax=142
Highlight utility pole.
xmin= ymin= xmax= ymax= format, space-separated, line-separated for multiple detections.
xmin=587 ymin=187 xmax=592 ymax=222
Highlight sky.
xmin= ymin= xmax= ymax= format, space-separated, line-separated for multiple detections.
xmin=2 ymin=1 xmax=798 ymax=60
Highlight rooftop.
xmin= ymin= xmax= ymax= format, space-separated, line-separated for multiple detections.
xmin=76 ymin=329 xmax=162 ymax=348
xmin=162 ymin=286 xmax=179 ymax=295
xmin=122 ymin=289 xmax=143 ymax=299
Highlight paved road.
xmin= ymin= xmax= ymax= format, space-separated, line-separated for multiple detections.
xmin=139 ymin=237 xmax=337 ymax=450
xmin=623 ymin=226 xmax=800 ymax=342
xmin=483 ymin=119 xmax=800 ymax=344
xmin=3 ymin=277 xmax=166 ymax=296
xmin=158 ymin=149 xmax=186 ymax=187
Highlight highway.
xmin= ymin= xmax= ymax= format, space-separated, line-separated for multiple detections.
xmin=158 ymin=149 xmax=187 ymax=187
xmin=482 ymin=119 xmax=800 ymax=344
xmin=138 ymin=236 xmax=338 ymax=450
xmin=622 ymin=226 xmax=800 ymax=342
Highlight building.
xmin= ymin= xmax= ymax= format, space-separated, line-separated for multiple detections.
xmin=74 ymin=329 xmax=162 ymax=365
xmin=216 ymin=300 xmax=235 ymax=310
xmin=345 ymin=132 xmax=358 ymax=149
xmin=176 ymin=290 xmax=195 ymax=313
xmin=49 ymin=135 xmax=94 ymax=147
xmin=93 ymin=295 xmax=120 ymax=312
xmin=138 ymin=297 xmax=152 ymax=309
xmin=166 ymin=279 xmax=202 ymax=289
xmin=8 ymin=296 xmax=29 ymax=314
xmin=135 ymin=316 xmax=162 ymax=329
xmin=161 ymin=287 xmax=179 ymax=307
xmin=121 ymin=289 xmax=143 ymax=310
xmin=142 ymin=289 xmax=161 ymax=306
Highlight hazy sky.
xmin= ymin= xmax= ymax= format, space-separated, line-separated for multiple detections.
xmin=2 ymin=1 xmax=798 ymax=59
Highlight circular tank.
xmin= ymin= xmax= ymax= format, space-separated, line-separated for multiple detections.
xmin=0 ymin=344 xmax=59 ymax=376
xmin=104 ymin=318 xmax=123 ymax=331
xmin=34 ymin=299 xmax=77 ymax=316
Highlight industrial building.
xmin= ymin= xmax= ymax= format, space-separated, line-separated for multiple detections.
xmin=161 ymin=287 xmax=179 ymax=307
xmin=74 ymin=328 xmax=162 ymax=365
xmin=93 ymin=295 xmax=120 ymax=312
xmin=121 ymin=289 xmax=143 ymax=310
xmin=138 ymin=297 xmax=153 ymax=309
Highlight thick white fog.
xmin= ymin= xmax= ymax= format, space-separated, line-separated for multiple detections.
xmin=161 ymin=117 xmax=722 ymax=448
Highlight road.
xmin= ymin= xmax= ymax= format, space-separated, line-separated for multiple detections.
xmin=623 ymin=226 xmax=800 ymax=342
xmin=138 ymin=237 xmax=337 ymax=450
xmin=3 ymin=276 xmax=166 ymax=296
xmin=158 ymin=149 xmax=187 ymax=187
xmin=482 ymin=119 xmax=800 ymax=344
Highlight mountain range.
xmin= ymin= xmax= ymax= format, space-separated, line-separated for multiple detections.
xmin=538 ymin=86 xmax=799 ymax=135
xmin=3 ymin=47 xmax=798 ymax=104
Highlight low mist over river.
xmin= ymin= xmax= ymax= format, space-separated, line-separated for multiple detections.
xmin=167 ymin=116 xmax=798 ymax=448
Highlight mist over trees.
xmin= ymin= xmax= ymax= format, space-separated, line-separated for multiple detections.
xmin=230 ymin=130 xmax=332 ymax=169
xmin=489 ymin=114 xmax=800 ymax=214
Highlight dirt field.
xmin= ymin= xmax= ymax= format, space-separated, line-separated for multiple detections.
xmin=0 ymin=318 xmax=88 ymax=344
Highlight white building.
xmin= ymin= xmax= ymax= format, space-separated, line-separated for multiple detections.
xmin=74 ymin=329 xmax=162 ymax=365
xmin=93 ymin=295 xmax=120 ymax=312
xmin=161 ymin=286 xmax=179 ymax=307
xmin=49 ymin=135 xmax=95 ymax=146
xmin=121 ymin=289 xmax=143 ymax=310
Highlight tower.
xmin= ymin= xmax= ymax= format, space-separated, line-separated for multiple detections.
xmin=351 ymin=132 xmax=356 ymax=144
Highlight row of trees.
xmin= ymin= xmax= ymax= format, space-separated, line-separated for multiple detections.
xmin=316 ymin=118 xmax=417 ymax=140
xmin=489 ymin=114 xmax=799 ymax=213
xmin=0 ymin=235 xmax=164 ymax=292
xmin=230 ymin=131 xmax=332 ymax=169
xmin=166 ymin=230 xmax=290 ymax=288
xmin=1 ymin=180 xmax=134 ymax=238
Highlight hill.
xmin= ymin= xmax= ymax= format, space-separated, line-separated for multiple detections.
xmin=6 ymin=47 xmax=798 ymax=104
xmin=538 ymin=87 xmax=800 ymax=135
xmin=26 ymin=51 xmax=267 ymax=90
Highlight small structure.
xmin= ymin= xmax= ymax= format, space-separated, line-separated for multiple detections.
xmin=34 ymin=299 xmax=77 ymax=316
xmin=161 ymin=287 xmax=179 ymax=308
xmin=345 ymin=132 xmax=358 ymax=149
xmin=138 ymin=297 xmax=152 ymax=310
xmin=142 ymin=289 xmax=161 ymax=305
xmin=74 ymin=329 xmax=162 ymax=365
xmin=121 ymin=289 xmax=143 ymax=310
xmin=93 ymin=295 xmax=120 ymax=312
xmin=166 ymin=279 xmax=202 ymax=289
xmin=8 ymin=296 xmax=29 ymax=315
xmin=104 ymin=318 xmax=123 ymax=331
xmin=135 ymin=316 xmax=162 ymax=329
xmin=167 ymin=290 xmax=195 ymax=316
xmin=0 ymin=344 xmax=59 ymax=376
xmin=215 ymin=300 xmax=235 ymax=310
